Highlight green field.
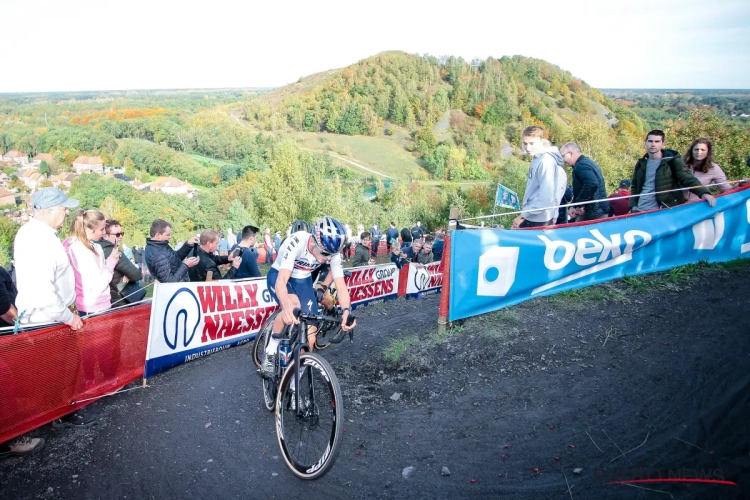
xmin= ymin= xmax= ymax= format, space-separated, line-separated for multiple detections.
xmin=283 ymin=131 xmax=426 ymax=179
xmin=188 ymin=153 xmax=235 ymax=167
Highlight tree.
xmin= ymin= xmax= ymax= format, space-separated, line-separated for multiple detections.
xmin=39 ymin=160 xmax=51 ymax=177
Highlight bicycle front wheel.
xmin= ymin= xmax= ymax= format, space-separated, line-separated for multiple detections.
xmin=276 ymin=352 xmax=344 ymax=480
xmin=253 ymin=310 xmax=280 ymax=369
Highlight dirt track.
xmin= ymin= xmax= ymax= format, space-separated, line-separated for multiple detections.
xmin=1 ymin=265 xmax=749 ymax=499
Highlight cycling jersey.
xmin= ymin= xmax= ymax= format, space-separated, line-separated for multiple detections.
xmin=272 ymin=232 xmax=344 ymax=280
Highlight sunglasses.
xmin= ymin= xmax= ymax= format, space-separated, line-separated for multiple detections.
xmin=108 ymin=232 xmax=125 ymax=238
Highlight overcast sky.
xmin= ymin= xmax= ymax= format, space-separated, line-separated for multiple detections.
xmin=1 ymin=0 xmax=748 ymax=93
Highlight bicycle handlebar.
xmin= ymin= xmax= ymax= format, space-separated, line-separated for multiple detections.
xmin=292 ymin=307 xmax=356 ymax=327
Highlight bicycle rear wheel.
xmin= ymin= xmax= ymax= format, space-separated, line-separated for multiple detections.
xmin=253 ymin=310 xmax=280 ymax=369
xmin=276 ymin=352 xmax=343 ymax=480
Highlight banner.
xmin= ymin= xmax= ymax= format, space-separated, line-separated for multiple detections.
xmin=0 ymin=304 xmax=151 ymax=445
xmin=145 ymin=278 xmax=278 ymax=378
xmin=449 ymin=188 xmax=750 ymax=321
xmin=495 ymin=184 xmax=520 ymax=210
xmin=404 ymin=261 xmax=444 ymax=298
xmin=344 ymin=263 xmax=400 ymax=308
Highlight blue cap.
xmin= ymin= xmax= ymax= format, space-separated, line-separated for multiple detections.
xmin=30 ymin=187 xmax=79 ymax=209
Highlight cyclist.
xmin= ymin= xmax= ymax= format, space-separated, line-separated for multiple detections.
xmin=263 ymin=216 xmax=356 ymax=375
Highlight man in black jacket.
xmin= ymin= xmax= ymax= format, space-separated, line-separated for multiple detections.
xmin=98 ymin=220 xmax=144 ymax=305
xmin=560 ymin=142 xmax=610 ymax=221
xmin=385 ymin=222 xmax=399 ymax=253
xmin=411 ymin=221 xmax=425 ymax=241
xmin=188 ymin=229 xmax=239 ymax=282
xmin=145 ymin=219 xmax=200 ymax=283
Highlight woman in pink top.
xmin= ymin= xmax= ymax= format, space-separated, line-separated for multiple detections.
xmin=63 ymin=209 xmax=120 ymax=315
xmin=682 ymin=138 xmax=732 ymax=202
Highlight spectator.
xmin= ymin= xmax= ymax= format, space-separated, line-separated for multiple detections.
xmin=352 ymin=232 xmax=375 ymax=267
xmin=556 ymin=186 xmax=574 ymax=224
xmin=0 ymin=264 xmax=46 ymax=457
xmin=217 ymin=232 xmax=230 ymax=256
xmin=432 ymin=231 xmax=445 ymax=261
xmin=63 ymin=209 xmax=119 ymax=315
xmin=98 ymin=220 xmax=144 ymax=306
xmin=0 ymin=264 xmax=18 ymax=329
xmin=369 ymin=223 xmax=382 ymax=258
xmin=389 ymin=239 xmax=409 ymax=269
xmin=273 ymin=231 xmax=282 ymax=252
xmin=343 ymin=224 xmax=353 ymax=261
xmin=609 ymin=180 xmax=632 ymax=216
xmin=400 ymin=226 xmax=412 ymax=251
xmin=14 ymin=188 xmax=83 ymax=330
xmin=411 ymin=221 xmax=425 ymax=241
xmin=683 ymin=138 xmax=732 ymax=202
xmin=560 ymin=142 xmax=610 ymax=222
xmin=405 ymin=238 xmax=423 ymax=262
xmin=263 ymin=228 xmax=274 ymax=264
xmin=188 ymin=230 xmax=236 ymax=282
xmin=512 ymin=126 xmax=566 ymax=228
xmin=233 ymin=225 xmax=262 ymax=279
xmin=416 ymin=235 xmax=435 ymax=264
xmin=385 ymin=222 xmax=399 ymax=253
xmin=630 ymin=130 xmax=714 ymax=212
xmin=13 ymin=188 xmax=95 ymax=428
xmin=132 ymin=245 xmax=143 ymax=270
xmin=145 ymin=219 xmax=200 ymax=283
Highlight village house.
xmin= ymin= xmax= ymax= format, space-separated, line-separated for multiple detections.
xmin=150 ymin=176 xmax=189 ymax=195
xmin=32 ymin=153 xmax=56 ymax=168
xmin=0 ymin=187 xmax=16 ymax=207
xmin=0 ymin=172 xmax=9 ymax=187
xmin=21 ymin=170 xmax=43 ymax=190
xmin=50 ymin=172 xmax=78 ymax=190
xmin=72 ymin=155 xmax=104 ymax=174
xmin=2 ymin=151 xmax=29 ymax=165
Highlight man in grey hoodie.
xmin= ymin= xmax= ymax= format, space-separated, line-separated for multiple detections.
xmin=512 ymin=126 xmax=567 ymax=228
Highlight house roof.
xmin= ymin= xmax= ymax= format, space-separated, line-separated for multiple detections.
xmin=34 ymin=153 xmax=55 ymax=163
xmin=0 ymin=187 xmax=15 ymax=197
xmin=73 ymin=155 xmax=103 ymax=165
xmin=63 ymin=173 xmax=78 ymax=181
xmin=151 ymin=176 xmax=187 ymax=188
xmin=22 ymin=170 xmax=36 ymax=178
xmin=4 ymin=151 xmax=27 ymax=158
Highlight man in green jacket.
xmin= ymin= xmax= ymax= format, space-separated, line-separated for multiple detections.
xmin=630 ymin=130 xmax=715 ymax=212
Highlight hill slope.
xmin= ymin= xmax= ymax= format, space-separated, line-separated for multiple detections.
xmin=241 ymin=51 xmax=646 ymax=181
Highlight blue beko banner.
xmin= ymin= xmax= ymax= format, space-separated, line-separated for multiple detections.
xmin=449 ymin=188 xmax=750 ymax=321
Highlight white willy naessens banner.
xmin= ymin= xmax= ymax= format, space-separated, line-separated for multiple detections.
xmin=344 ymin=263 xmax=400 ymax=309
xmin=404 ymin=261 xmax=443 ymax=298
xmin=145 ymin=278 xmax=278 ymax=378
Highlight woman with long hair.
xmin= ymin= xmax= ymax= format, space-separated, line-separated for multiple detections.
xmin=682 ymin=138 xmax=732 ymax=202
xmin=63 ymin=209 xmax=120 ymax=315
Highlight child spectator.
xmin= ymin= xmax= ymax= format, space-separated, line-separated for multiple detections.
xmin=63 ymin=209 xmax=119 ymax=315
xmin=608 ymin=180 xmax=631 ymax=216
xmin=389 ymin=239 xmax=408 ymax=269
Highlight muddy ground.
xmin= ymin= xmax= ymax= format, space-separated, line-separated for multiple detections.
xmin=1 ymin=264 xmax=749 ymax=499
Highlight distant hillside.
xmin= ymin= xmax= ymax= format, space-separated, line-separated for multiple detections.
xmin=241 ymin=51 xmax=645 ymax=181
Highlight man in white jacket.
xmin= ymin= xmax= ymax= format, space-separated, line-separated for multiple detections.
xmin=512 ymin=127 xmax=567 ymax=229
xmin=14 ymin=188 xmax=83 ymax=330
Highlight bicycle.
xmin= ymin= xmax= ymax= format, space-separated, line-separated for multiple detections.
xmin=251 ymin=269 xmax=352 ymax=366
xmin=257 ymin=307 xmax=355 ymax=480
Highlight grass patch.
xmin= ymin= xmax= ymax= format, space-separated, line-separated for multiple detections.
xmin=383 ymin=335 xmax=420 ymax=365
xmin=287 ymin=131 xmax=424 ymax=179
xmin=718 ymin=258 xmax=750 ymax=271
xmin=188 ymin=153 xmax=234 ymax=167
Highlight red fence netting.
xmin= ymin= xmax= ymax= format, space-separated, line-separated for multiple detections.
xmin=0 ymin=303 xmax=151 ymax=444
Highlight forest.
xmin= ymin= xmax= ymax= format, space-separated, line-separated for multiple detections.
xmin=1 ymin=51 xmax=749 ymax=266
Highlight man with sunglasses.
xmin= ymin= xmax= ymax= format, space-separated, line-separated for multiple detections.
xmin=262 ymin=216 xmax=356 ymax=376
xmin=97 ymin=220 xmax=144 ymax=306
